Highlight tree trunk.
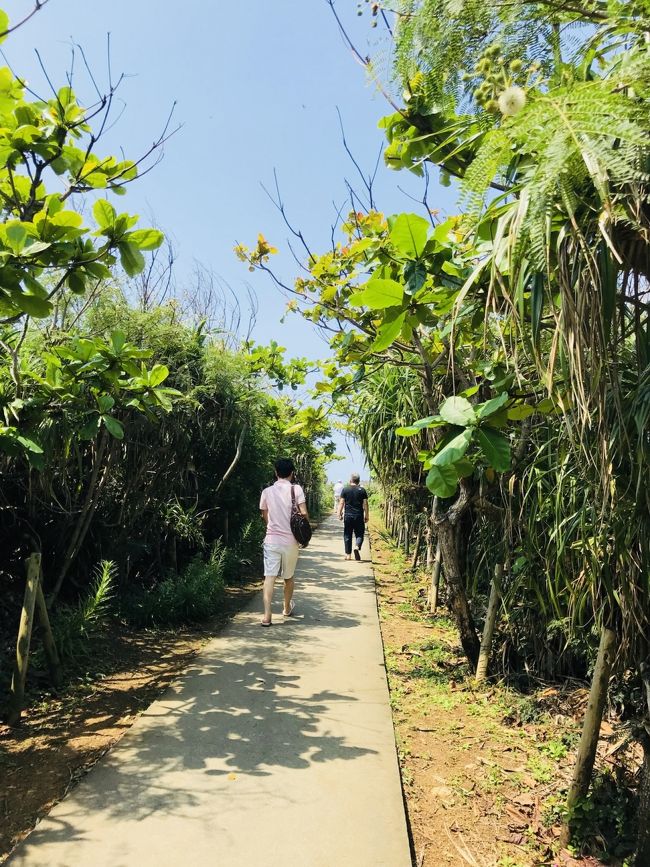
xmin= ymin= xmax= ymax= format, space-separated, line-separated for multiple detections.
xmin=429 ymin=542 xmax=441 ymax=613
xmin=50 ymin=431 xmax=112 ymax=604
xmin=475 ymin=564 xmax=503 ymax=683
xmin=634 ymin=659 xmax=650 ymax=866
xmin=561 ymin=625 xmax=617 ymax=847
xmin=437 ymin=521 xmax=480 ymax=667
xmin=404 ymin=518 xmax=410 ymax=557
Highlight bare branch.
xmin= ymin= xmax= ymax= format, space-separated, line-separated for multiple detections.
xmin=0 ymin=0 xmax=52 ymax=40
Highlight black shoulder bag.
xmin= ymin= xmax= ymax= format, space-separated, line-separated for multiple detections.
xmin=290 ymin=485 xmax=312 ymax=548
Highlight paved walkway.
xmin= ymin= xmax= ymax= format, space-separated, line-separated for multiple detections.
xmin=8 ymin=518 xmax=411 ymax=867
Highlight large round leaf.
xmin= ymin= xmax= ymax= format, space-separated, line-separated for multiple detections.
xmin=439 ymin=395 xmax=476 ymax=426
xmin=389 ymin=213 xmax=430 ymax=258
xmin=350 ymin=278 xmax=404 ymax=310
xmin=426 ymin=463 xmax=459 ymax=497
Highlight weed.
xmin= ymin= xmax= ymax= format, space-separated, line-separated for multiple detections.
xmin=52 ymin=561 xmax=116 ymax=661
xmin=527 ymin=754 xmax=554 ymax=783
xmin=540 ymin=738 xmax=568 ymax=760
xmin=565 ymin=770 xmax=637 ymax=861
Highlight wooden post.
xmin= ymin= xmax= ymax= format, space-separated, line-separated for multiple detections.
xmin=429 ymin=542 xmax=442 ymax=613
xmin=35 ymin=581 xmax=62 ymax=687
xmin=425 ymin=522 xmax=434 ymax=569
xmin=475 ymin=563 xmax=503 ymax=683
xmin=7 ymin=554 xmax=41 ymax=725
xmin=410 ymin=518 xmax=424 ymax=570
xmin=560 ymin=625 xmax=617 ymax=846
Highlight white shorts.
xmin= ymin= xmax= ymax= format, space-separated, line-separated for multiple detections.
xmin=263 ymin=542 xmax=299 ymax=580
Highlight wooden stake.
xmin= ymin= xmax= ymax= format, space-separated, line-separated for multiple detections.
xmin=7 ymin=554 xmax=41 ymax=725
xmin=429 ymin=542 xmax=441 ymax=613
xmin=560 ymin=625 xmax=617 ymax=846
xmin=475 ymin=564 xmax=503 ymax=683
xmin=35 ymin=581 xmax=62 ymax=687
xmin=410 ymin=519 xmax=424 ymax=570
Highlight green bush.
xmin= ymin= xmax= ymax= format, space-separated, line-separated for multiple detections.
xmin=122 ymin=546 xmax=226 ymax=628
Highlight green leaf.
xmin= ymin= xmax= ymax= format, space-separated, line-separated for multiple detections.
xmin=433 ymin=217 xmax=456 ymax=244
xmin=118 ymin=242 xmax=145 ymax=277
xmin=68 ymin=271 xmax=86 ymax=294
xmin=283 ymin=421 xmax=307 ymax=434
xmin=111 ymin=330 xmax=126 ymax=353
xmin=432 ymin=429 xmax=472 ymax=466
xmin=128 ymin=228 xmax=164 ymax=251
xmin=476 ymin=428 xmax=511 ymax=472
xmin=79 ymin=416 xmax=101 ymax=440
xmin=403 ymin=260 xmax=427 ymax=293
xmin=97 ymin=394 xmax=115 ymax=413
xmin=369 ymin=312 xmax=406 ymax=352
xmin=507 ymin=404 xmax=535 ymax=420
xmin=16 ymin=293 xmax=53 ymax=317
xmin=439 ymin=395 xmax=475 ymax=426
xmin=148 ymin=364 xmax=170 ymax=386
xmin=476 ymin=392 xmax=509 ymax=420
xmin=426 ymin=464 xmax=459 ymax=498
xmin=0 ymin=11 xmax=9 ymax=44
xmin=349 ymin=278 xmax=404 ymax=309
xmin=6 ymin=224 xmax=28 ymax=254
xmin=93 ymin=199 xmax=116 ymax=229
xmin=396 ymin=414 xmax=445 ymax=436
xmin=454 ymin=458 xmax=474 ymax=478
xmin=16 ymin=435 xmax=43 ymax=454
xmin=536 ymin=397 xmax=557 ymax=415
xmin=389 ymin=213 xmax=429 ymax=258
xmin=102 ymin=415 xmax=124 ymax=439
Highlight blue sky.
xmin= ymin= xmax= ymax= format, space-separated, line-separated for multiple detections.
xmin=3 ymin=0 xmax=457 ymax=480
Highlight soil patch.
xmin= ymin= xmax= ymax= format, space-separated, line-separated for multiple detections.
xmin=370 ymin=519 xmax=637 ymax=867
xmin=0 ymin=580 xmax=258 ymax=862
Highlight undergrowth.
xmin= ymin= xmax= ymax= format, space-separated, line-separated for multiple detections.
xmin=372 ymin=516 xmax=639 ymax=866
xmin=121 ymin=545 xmax=227 ymax=627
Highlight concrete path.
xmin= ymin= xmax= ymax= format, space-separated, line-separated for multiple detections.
xmin=8 ymin=518 xmax=412 ymax=867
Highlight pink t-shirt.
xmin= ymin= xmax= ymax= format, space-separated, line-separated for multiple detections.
xmin=259 ymin=479 xmax=306 ymax=545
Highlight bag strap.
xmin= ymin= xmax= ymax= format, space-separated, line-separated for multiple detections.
xmin=291 ymin=484 xmax=297 ymax=512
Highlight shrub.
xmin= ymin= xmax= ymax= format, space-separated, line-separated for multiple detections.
xmin=122 ymin=546 xmax=226 ymax=628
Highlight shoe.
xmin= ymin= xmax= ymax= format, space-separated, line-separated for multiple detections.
xmin=283 ymin=600 xmax=296 ymax=617
xmin=344 ymin=555 xmax=351 ymax=560
xmin=354 ymin=548 xmax=361 ymax=561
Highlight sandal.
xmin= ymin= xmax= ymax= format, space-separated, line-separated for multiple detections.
xmin=260 ymin=619 xmax=272 ymax=627
xmin=283 ymin=600 xmax=296 ymax=617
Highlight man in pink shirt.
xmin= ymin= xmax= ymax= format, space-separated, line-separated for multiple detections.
xmin=259 ymin=457 xmax=309 ymax=626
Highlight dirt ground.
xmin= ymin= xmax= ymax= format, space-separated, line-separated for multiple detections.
xmin=369 ymin=519 xmax=639 ymax=867
xmin=0 ymin=581 xmax=257 ymax=862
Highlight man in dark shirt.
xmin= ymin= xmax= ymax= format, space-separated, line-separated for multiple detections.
xmin=337 ymin=473 xmax=369 ymax=561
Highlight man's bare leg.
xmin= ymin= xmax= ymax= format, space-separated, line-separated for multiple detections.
xmin=283 ymin=577 xmax=294 ymax=615
xmin=263 ymin=575 xmax=275 ymax=623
